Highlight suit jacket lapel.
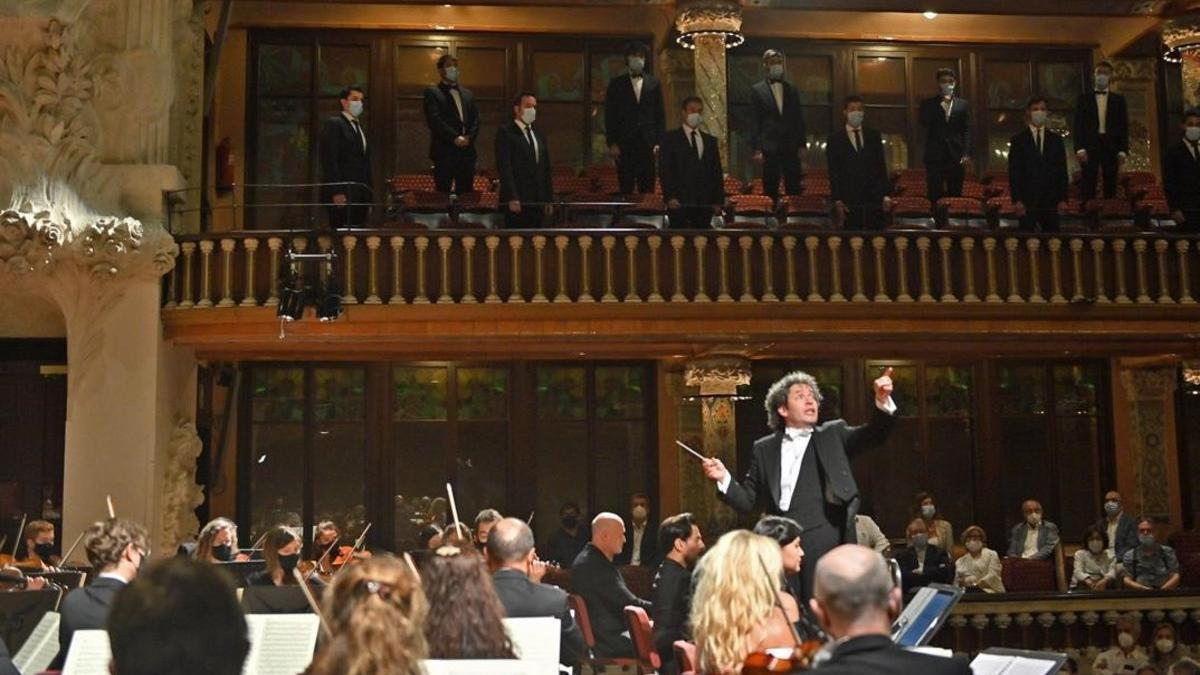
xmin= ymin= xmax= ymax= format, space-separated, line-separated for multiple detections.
xmin=766 ymin=432 xmax=783 ymax=509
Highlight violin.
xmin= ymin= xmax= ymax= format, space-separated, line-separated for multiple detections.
xmin=740 ymin=555 xmax=827 ymax=674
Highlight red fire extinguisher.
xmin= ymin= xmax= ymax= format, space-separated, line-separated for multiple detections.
xmin=216 ymin=137 xmax=236 ymax=192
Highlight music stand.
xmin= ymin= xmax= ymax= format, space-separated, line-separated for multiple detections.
xmin=215 ymin=560 xmax=267 ymax=587
xmin=239 ymin=586 xmax=314 ymax=614
xmin=0 ymin=589 xmax=61 ymax=655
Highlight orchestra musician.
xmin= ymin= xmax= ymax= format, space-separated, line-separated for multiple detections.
xmin=312 ymin=521 xmax=372 ymax=575
xmin=13 ymin=520 xmax=58 ymax=571
xmin=192 ymin=518 xmax=250 ymax=563
xmin=246 ymin=527 xmax=323 ymax=587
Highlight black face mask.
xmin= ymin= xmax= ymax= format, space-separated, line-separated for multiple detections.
xmin=33 ymin=543 xmax=55 ymax=561
xmin=562 ymin=515 xmax=579 ymax=529
xmin=213 ymin=544 xmax=233 ymax=562
xmin=279 ymin=553 xmax=300 ymax=574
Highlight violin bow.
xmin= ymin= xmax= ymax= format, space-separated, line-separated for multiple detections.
xmin=755 ymin=554 xmax=805 ymax=648
xmin=11 ymin=514 xmax=26 ymax=557
xmin=292 ymin=568 xmax=333 ymax=639
xmin=60 ymin=530 xmax=86 ymax=566
xmin=445 ymin=483 xmax=465 ymax=540
xmin=304 ymin=539 xmax=341 ymax=581
xmin=332 ymin=523 xmax=372 ymax=579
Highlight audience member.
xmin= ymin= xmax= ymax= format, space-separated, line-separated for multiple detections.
xmin=496 ymin=91 xmax=552 ymax=228
xmin=487 ymin=518 xmax=584 ymax=669
xmin=572 ymin=512 xmax=652 ymax=658
xmin=423 ymin=546 xmax=515 ymax=659
xmin=919 ymin=67 xmax=970 ymax=203
xmin=604 ymin=41 xmax=665 ymax=196
xmin=1072 ymin=525 xmax=1117 ymax=591
xmin=1171 ymin=659 xmax=1200 ymax=675
xmin=423 ymin=53 xmax=480 ymax=195
xmin=308 ymin=555 xmax=428 ymax=675
xmin=13 ymin=519 xmax=56 ymax=570
xmin=659 ymin=95 xmax=725 ymax=229
xmin=894 ymin=518 xmax=953 ymax=595
xmin=246 ymin=526 xmax=304 ymax=586
xmin=1007 ymin=499 xmax=1060 ymax=560
xmin=192 ymin=517 xmax=248 ymax=563
xmin=617 ymin=492 xmax=659 ymax=567
xmin=108 ymin=557 xmax=249 ymax=675
xmin=914 ymin=491 xmax=954 ymax=550
xmin=1149 ymin=622 xmax=1186 ymax=673
xmin=1097 ymin=489 xmax=1139 ymax=559
xmin=749 ymin=49 xmax=806 ymax=203
xmin=752 ymin=515 xmax=805 ymax=603
xmin=1165 ymin=108 xmax=1200 ymax=233
xmin=653 ymin=513 xmax=705 ymax=675
xmin=808 ymin=545 xmax=970 ymax=675
xmin=691 ymin=530 xmax=798 ymax=674
xmin=1075 ymin=61 xmax=1129 ymax=201
xmin=1008 ymin=96 xmax=1068 ymax=232
xmin=1123 ymin=517 xmax=1181 ymax=590
xmin=855 ymin=514 xmax=890 ymax=553
xmin=544 ymin=502 xmax=588 ymax=568
xmin=318 ymin=85 xmax=371 ymax=228
xmin=1093 ymin=613 xmax=1149 ymax=675
xmin=954 ymin=525 xmax=1004 ymax=593
xmin=474 ymin=508 xmax=503 ymax=547
xmin=827 ymin=95 xmax=890 ymax=230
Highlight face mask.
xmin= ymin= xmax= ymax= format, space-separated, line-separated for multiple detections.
xmin=521 ymin=106 xmax=537 ymax=125
xmin=911 ymin=533 xmax=928 ymax=549
xmin=1117 ymin=632 xmax=1135 ymax=649
xmin=1139 ymin=533 xmax=1155 ymax=547
xmin=940 ymin=83 xmax=955 ymax=97
xmin=628 ymin=57 xmax=645 ymax=74
xmin=1030 ymin=110 xmax=1048 ymax=127
xmin=686 ymin=112 xmax=703 ymax=129
xmin=33 ymin=543 xmax=54 ymax=560
xmin=920 ymin=505 xmax=936 ymax=519
xmin=279 ymin=553 xmax=300 ymax=574
xmin=213 ymin=544 xmax=233 ymax=562
xmin=632 ymin=505 xmax=648 ymax=521
xmin=1095 ymin=74 xmax=1110 ymax=90
xmin=443 ymin=66 xmax=459 ymax=83
xmin=348 ymin=100 xmax=364 ymax=118
xmin=1156 ymin=639 xmax=1175 ymax=654
xmin=767 ymin=64 xmax=784 ymax=81
xmin=1026 ymin=513 xmax=1041 ymax=527
xmin=1088 ymin=539 xmax=1104 ymax=554
xmin=1186 ymin=126 xmax=1200 ymax=142
xmin=965 ymin=540 xmax=983 ymax=553
xmin=1104 ymin=500 xmax=1121 ymax=515
xmin=847 ymin=110 xmax=864 ymax=128
xmin=562 ymin=515 xmax=579 ymax=529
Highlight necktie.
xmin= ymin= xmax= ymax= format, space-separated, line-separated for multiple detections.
xmin=854 ymin=129 xmax=863 ymax=152
xmin=524 ymin=125 xmax=537 ymax=161
xmin=351 ymin=119 xmax=365 ymax=151
xmin=1037 ymin=128 xmax=1043 ymax=155
xmin=691 ymin=130 xmax=701 ymax=159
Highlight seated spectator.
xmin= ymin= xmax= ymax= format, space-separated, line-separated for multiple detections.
xmin=1093 ymin=613 xmax=1149 ymax=675
xmin=1097 ymin=490 xmax=1139 ymax=559
xmin=1150 ymin=622 xmax=1185 ymax=673
xmin=914 ymin=491 xmax=954 ymax=550
xmin=954 ymin=525 xmax=1004 ymax=593
xmin=1007 ymin=499 xmax=1060 ymax=560
xmin=192 ymin=517 xmax=249 ymax=563
xmin=1123 ymin=517 xmax=1181 ymax=591
xmin=894 ymin=518 xmax=953 ymax=595
xmin=752 ymin=515 xmax=805 ymax=603
xmin=108 ymin=557 xmax=250 ymax=675
xmin=856 ymin=514 xmax=890 ymax=554
xmin=807 ymin=545 xmax=970 ymax=675
xmin=246 ymin=526 xmax=307 ymax=586
xmin=1171 ymin=659 xmax=1200 ymax=675
xmin=691 ymin=531 xmax=798 ymax=674
xmin=1072 ymin=525 xmax=1117 ymax=591
xmin=571 ymin=512 xmax=651 ymax=658
xmin=487 ymin=517 xmax=584 ymax=669
xmin=308 ymin=555 xmax=427 ymax=675
xmin=617 ymin=493 xmax=659 ymax=567
xmin=652 ymin=513 xmax=705 ymax=675
xmin=423 ymin=546 xmax=515 ymax=659
xmin=544 ymin=502 xmax=588 ymax=568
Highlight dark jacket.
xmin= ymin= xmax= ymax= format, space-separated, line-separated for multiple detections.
xmin=1164 ymin=140 xmax=1200 ymax=214
xmin=919 ymin=95 xmax=971 ymax=166
xmin=1006 ymin=521 xmax=1060 ymax=561
xmin=894 ymin=545 xmax=954 ymax=594
xmin=749 ymin=79 xmax=806 ymax=155
xmin=1094 ymin=512 xmax=1140 ymax=560
xmin=0 ymin=638 xmax=18 ymax=675
xmin=492 ymin=568 xmax=585 ymax=667
xmin=52 ymin=575 xmax=126 ymax=669
xmin=318 ymin=113 xmax=372 ymax=201
xmin=1007 ymin=127 xmax=1068 ymax=207
xmin=495 ymin=120 xmax=552 ymax=206
xmin=658 ymin=127 xmax=725 ymax=208
xmin=1073 ymin=90 xmax=1129 ymax=154
xmin=616 ymin=519 xmax=659 ymax=568
xmin=815 ymin=634 xmax=972 ymax=675
xmin=827 ymin=126 xmax=890 ymax=208
xmin=605 ymin=73 xmax=666 ymax=149
xmin=570 ymin=543 xmax=651 ymax=659
xmin=544 ymin=527 xmax=589 ymax=568
xmin=423 ymin=82 xmax=480 ymax=161
xmin=651 ymin=558 xmax=691 ymax=672
xmin=718 ymin=406 xmax=895 ymax=541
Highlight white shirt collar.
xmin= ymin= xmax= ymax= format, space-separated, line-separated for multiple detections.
xmin=515 ymin=118 xmax=531 ymax=132
xmin=846 ymin=124 xmax=862 ymax=133
xmin=682 ymin=122 xmax=699 ymax=134
xmin=1030 ymin=124 xmax=1045 ymax=136
xmin=784 ymin=426 xmax=813 ymax=440
xmin=341 ymin=111 xmax=359 ymax=124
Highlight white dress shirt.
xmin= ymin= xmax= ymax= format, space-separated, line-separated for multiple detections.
xmin=1022 ymin=524 xmax=1041 ymax=559
xmin=342 ymin=111 xmax=366 ymax=151
xmin=448 ymin=87 xmax=465 ymax=127
xmin=632 ymin=74 xmax=643 ymax=104
xmin=941 ymin=97 xmax=953 ymax=122
xmin=847 ymin=124 xmax=863 ymax=151
xmin=515 ymin=118 xmax=539 ymax=163
xmin=770 ymin=81 xmax=784 ymax=114
xmin=630 ymin=522 xmax=646 ymax=565
xmin=1030 ymin=125 xmax=1044 ymax=154
xmin=1106 ymin=517 xmax=1119 ymax=557
xmin=1096 ymin=90 xmax=1109 ymax=134
xmin=683 ymin=122 xmax=704 ymax=159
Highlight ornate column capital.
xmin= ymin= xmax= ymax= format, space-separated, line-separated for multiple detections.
xmin=674 ymin=1 xmax=744 ymax=49
xmin=684 ymin=355 xmax=751 ymax=396
xmin=1120 ymin=367 xmax=1177 ymax=402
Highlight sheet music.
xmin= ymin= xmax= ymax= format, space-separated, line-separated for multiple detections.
xmin=242 ymin=613 xmax=320 ymax=675
xmin=502 ymin=617 xmax=560 ymax=675
xmin=61 ymin=630 xmax=111 ymax=675
xmin=13 ymin=610 xmax=59 ymax=675
xmin=970 ymin=653 xmax=1014 ymax=675
xmin=970 ymin=652 xmax=1062 ymax=675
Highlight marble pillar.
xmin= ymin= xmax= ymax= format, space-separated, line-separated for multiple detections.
xmin=675 ymin=2 xmax=743 ymax=168
xmin=681 ymin=356 xmax=750 ymax=540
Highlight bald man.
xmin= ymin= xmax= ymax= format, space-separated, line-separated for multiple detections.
xmin=809 ymin=546 xmax=970 ymax=675
xmin=571 ymin=513 xmax=651 ymax=658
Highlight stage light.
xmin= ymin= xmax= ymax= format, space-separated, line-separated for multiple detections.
xmin=275 ymin=247 xmax=343 ymax=329
xmin=923 ymin=10 xmax=938 ymax=19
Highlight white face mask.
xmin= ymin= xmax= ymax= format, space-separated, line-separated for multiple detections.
xmin=920 ymin=504 xmax=936 ymax=519
xmin=443 ymin=66 xmax=459 ymax=83
xmin=686 ymin=112 xmax=703 ymax=129
xmin=1095 ymin=73 xmax=1110 ymax=90
xmin=1117 ymin=632 xmax=1135 ymax=649
xmin=768 ymin=64 xmax=784 ymax=80
xmin=628 ymin=57 xmax=645 ymax=74
xmin=940 ymin=82 xmax=955 ymax=97
xmin=1030 ymin=110 xmax=1048 ymax=127
xmin=965 ymin=540 xmax=982 ymax=553
xmin=847 ymin=110 xmax=864 ymax=128
xmin=1026 ymin=512 xmax=1041 ymax=527
xmin=521 ymin=106 xmax=537 ymax=125
xmin=1156 ymin=639 xmax=1175 ymax=654
xmin=1088 ymin=539 xmax=1104 ymax=554
xmin=348 ymin=100 xmax=364 ymax=118
xmin=1186 ymin=126 xmax=1200 ymax=142
xmin=632 ymin=505 xmax=648 ymax=521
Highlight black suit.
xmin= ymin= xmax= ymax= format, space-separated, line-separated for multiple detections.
xmin=718 ymin=406 xmax=895 ymax=601
xmin=423 ymin=82 xmax=480 ymax=193
xmin=495 ymin=120 xmax=553 ymax=228
xmin=605 ymin=72 xmax=666 ymax=195
xmin=1074 ymin=90 xmax=1128 ymax=200
xmin=1008 ymin=126 xmax=1068 ymax=232
xmin=919 ymin=95 xmax=971 ymax=202
xmin=492 ymin=568 xmax=585 ymax=668
xmin=51 ymin=575 xmax=126 ymax=669
xmin=1094 ymin=512 xmax=1140 ymax=560
xmin=318 ymin=113 xmax=372 ymax=228
xmin=570 ymin=543 xmax=651 ymax=659
xmin=616 ymin=520 xmax=658 ymax=567
xmin=815 ymin=634 xmax=972 ymax=675
xmin=1164 ymin=139 xmax=1200 ymax=232
xmin=658 ymin=126 xmax=724 ymax=229
xmin=651 ymin=559 xmax=691 ymax=675
xmin=893 ymin=545 xmax=954 ymax=595
xmin=0 ymin=639 xmax=17 ymax=675
xmin=749 ymin=79 xmax=806 ymax=201
xmin=827 ymin=126 xmax=890 ymax=230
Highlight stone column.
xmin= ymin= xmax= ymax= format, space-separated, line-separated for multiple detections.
xmin=1118 ymin=367 xmax=1181 ymax=525
xmin=1165 ymin=17 xmax=1200 ymax=110
xmin=681 ymin=356 xmax=750 ymax=540
xmin=675 ymin=2 xmax=743 ymax=167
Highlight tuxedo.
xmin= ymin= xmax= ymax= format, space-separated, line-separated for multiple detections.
xmin=605 ymin=72 xmax=666 ymax=194
xmin=749 ymin=79 xmax=806 ymax=200
xmin=616 ymin=518 xmax=659 ymax=567
xmin=718 ymin=404 xmax=895 ymax=600
xmin=1164 ymin=139 xmax=1200 ymax=232
xmin=919 ymin=95 xmax=971 ymax=202
xmin=894 ymin=544 xmax=954 ymax=595
xmin=658 ymin=125 xmax=724 ymax=229
xmin=318 ymin=112 xmax=372 ymax=227
xmin=1074 ymin=89 xmax=1128 ymax=199
xmin=492 ymin=568 xmax=585 ymax=667
xmin=423 ymin=82 xmax=480 ymax=193
xmin=815 ymin=635 xmax=972 ymax=675
xmin=495 ymin=120 xmax=553 ymax=228
xmin=51 ymin=575 xmax=126 ymax=669
xmin=570 ymin=543 xmax=651 ymax=659
xmin=827 ymin=125 xmax=890 ymax=230
xmin=1008 ymin=126 xmax=1068 ymax=232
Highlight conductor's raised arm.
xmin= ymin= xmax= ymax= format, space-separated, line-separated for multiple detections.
xmin=842 ymin=367 xmax=898 ymax=452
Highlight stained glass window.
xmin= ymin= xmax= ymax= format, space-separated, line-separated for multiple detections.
xmin=537 ymin=367 xmax=586 ymax=420
xmin=457 ymin=367 xmax=508 ymax=420
xmin=393 ymin=366 xmax=448 ymax=420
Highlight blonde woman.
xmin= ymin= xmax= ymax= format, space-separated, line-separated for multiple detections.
xmin=692 ymin=530 xmax=798 ymax=674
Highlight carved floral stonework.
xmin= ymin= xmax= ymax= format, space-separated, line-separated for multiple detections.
xmin=160 ymin=414 xmax=204 ymax=556
xmin=1120 ymin=368 xmax=1177 ymax=520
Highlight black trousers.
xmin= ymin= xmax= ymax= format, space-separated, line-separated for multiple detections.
xmin=325 ymin=182 xmax=371 ymax=228
xmin=503 ymin=206 xmax=545 ymax=229
xmin=926 ymin=161 xmax=965 ymax=204
xmin=433 ymin=153 xmax=477 ymax=194
xmin=668 ymin=207 xmax=714 ymax=229
xmin=844 ymin=203 xmax=884 ymax=230
xmin=1081 ymin=134 xmax=1120 ymax=200
xmin=1179 ymin=209 xmax=1200 ymax=233
xmin=762 ymin=151 xmax=802 ymax=201
xmin=1019 ymin=203 xmax=1060 ymax=232
xmin=796 ymin=521 xmax=840 ymax=603
xmin=617 ymin=139 xmax=656 ymax=195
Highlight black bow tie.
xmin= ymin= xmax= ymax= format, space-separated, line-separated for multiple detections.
xmin=443 ymin=83 xmax=459 ymax=90
xmin=1095 ymin=90 xmax=1108 ymax=95
xmin=631 ymin=74 xmax=643 ymax=80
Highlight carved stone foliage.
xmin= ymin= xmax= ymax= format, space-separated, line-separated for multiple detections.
xmin=160 ymin=414 xmax=204 ymax=556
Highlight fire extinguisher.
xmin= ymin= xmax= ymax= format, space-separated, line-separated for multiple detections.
xmin=216 ymin=137 xmax=236 ymax=192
